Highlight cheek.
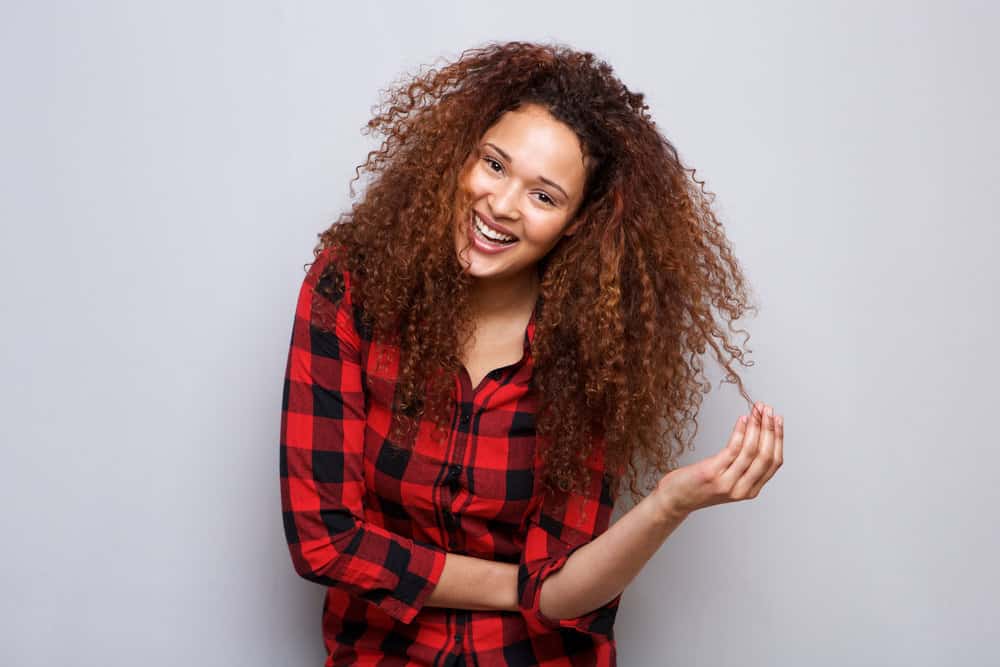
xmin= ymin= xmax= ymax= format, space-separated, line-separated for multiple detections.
xmin=522 ymin=217 xmax=570 ymax=246
xmin=464 ymin=171 xmax=491 ymax=197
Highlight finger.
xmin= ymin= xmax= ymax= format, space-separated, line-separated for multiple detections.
xmin=721 ymin=402 xmax=763 ymax=484
xmin=748 ymin=412 xmax=784 ymax=496
xmin=727 ymin=415 xmax=748 ymax=452
xmin=773 ymin=414 xmax=783 ymax=469
xmin=743 ymin=406 xmax=778 ymax=498
xmin=715 ymin=414 xmax=748 ymax=468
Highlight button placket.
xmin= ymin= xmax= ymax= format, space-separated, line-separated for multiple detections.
xmin=446 ymin=379 xmax=474 ymax=553
xmin=447 ymin=463 xmax=463 ymax=488
xmin=453 ymin=610 xmax=465 ymax=647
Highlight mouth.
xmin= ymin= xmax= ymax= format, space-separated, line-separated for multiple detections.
xmin=468 ymin=210 xmax=519 ymax=252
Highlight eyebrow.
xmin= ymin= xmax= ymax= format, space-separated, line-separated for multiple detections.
xmin=484 ymin=142 xmax=569 ymax=201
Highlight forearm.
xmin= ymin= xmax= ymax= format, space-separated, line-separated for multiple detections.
xmin=538 ymin=491 xmax=689 ymax=621
xmin=425 ymin=552 xmax=520 ymax=612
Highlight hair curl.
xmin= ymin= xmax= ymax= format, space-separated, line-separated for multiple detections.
xmin=308 ymin=40 xmax=758 ymax=509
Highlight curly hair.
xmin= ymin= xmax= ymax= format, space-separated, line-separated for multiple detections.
xmin=308 ymin=40 xmax=758 ymax=509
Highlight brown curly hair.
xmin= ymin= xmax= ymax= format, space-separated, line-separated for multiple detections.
xmin=308 ymin=40 xmax=758 ymax=509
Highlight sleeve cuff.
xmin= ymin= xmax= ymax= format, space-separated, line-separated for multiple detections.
xmin=517 ymin=543 xmax=622 ymax=637
xmin=377 ymin=539 xmax=448 ymax=625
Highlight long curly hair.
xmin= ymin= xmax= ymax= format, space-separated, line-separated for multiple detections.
xmin=308 ymin=40 xmax=758 ymax=508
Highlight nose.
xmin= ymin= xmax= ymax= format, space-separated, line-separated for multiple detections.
xmin=488 ymin=180 xmax=520 ymax=220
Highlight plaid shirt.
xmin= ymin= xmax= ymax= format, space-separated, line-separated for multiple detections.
xmin=280 ymin=247 xmax=623 ymax=666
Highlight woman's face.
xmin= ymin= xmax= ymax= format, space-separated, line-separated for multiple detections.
xmin=454 ymin=103 xmax=588 ymax=284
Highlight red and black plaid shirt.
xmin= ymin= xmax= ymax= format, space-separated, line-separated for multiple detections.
xmin=280 ymin=247 xmax=623 ymax=666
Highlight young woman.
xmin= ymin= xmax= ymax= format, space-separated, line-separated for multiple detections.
xmin=280 ymin=41 xmax=784 ymax=667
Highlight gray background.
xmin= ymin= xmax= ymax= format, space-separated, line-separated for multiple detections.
xmin=2 ymin=1 xmax=997 ymax=665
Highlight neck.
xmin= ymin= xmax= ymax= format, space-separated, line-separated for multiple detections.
xmin=468 ymin=267 xmax=540 ymax=321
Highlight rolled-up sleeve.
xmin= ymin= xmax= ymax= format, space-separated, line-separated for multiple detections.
xmin=280 ymin=249 xmax=447 ymax=625
xmin=516 ymin=444 xmax=623 ymax=639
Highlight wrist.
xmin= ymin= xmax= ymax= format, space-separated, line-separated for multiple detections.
xmin=494 ymin=562 xmax=520 ymax=613
xmin=647 ymin=486 xmax=691 ymax=526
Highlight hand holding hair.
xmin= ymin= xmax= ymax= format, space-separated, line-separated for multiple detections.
xmin=652 ymin=402 xmax=784 ymax=519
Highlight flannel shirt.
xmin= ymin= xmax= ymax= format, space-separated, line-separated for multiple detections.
xmin=280 ymin=246 xmax=623 ymax=666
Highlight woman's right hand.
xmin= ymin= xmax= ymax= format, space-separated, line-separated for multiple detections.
xmin=652 ymin=402 xmax=784 ymax=519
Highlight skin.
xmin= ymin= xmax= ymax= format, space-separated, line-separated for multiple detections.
xmin=426 ymin=102 xmax=786 ymax=618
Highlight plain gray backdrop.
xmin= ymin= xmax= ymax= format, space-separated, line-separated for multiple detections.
xmin=2 ymin=1 xmax=997 ymax=665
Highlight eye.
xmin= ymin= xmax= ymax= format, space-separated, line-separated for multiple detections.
xmin=536 ymin=192 xmax=555 ymax=206
xmin=483 ymin=157 xmax=502 ymax=173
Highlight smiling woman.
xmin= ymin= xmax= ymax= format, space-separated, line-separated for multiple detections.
xmin=280 ymin=40 xmax=780 ymax=667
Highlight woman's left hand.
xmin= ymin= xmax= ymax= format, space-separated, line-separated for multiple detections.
xmin=651 ymin=401 xmax=784 ymax=518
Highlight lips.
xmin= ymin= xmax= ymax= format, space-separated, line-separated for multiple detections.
xmin=473 ymin=210 xmax=518 ymax=241
xmin=467 ymin=210 xmax=519 ymax=254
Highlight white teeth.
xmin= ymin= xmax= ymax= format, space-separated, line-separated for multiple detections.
xmin=473 ymin=213 xmax=516 ymax=244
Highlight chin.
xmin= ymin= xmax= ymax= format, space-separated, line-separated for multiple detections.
xmin=462 ymin=258 xmax=506 ymax=279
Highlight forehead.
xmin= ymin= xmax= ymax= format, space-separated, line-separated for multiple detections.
xmin=481 ymin=104 xmax=587 ymax=188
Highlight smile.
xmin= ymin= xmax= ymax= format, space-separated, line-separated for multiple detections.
xmin=468 ymin=211 xmax=519 ymax=253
